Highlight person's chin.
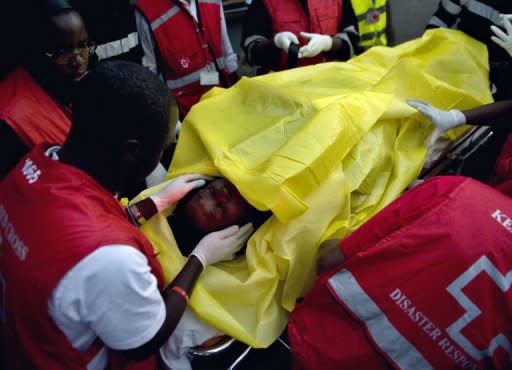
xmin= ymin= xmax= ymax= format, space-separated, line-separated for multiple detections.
xmin=72 ymin=70 xmax=88 ymax=82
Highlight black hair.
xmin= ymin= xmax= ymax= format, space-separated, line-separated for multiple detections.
xmin=0 ymin=0 xmax=72 ymax=78
xmin=21 ymin=4 xmax=85 ymax=104
xmin=69 ymin=60 xmax=171 ymax=152
xmin=168 ymin=179 xmax=272 ymax=256
xmin=41 ymin=0 xmax=73 ymax=14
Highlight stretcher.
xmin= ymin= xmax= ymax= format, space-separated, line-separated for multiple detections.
xmin=133 ymin=28 xmax=494 ymax=350
xmin=420 ymin=126 xmax=494 ymax=179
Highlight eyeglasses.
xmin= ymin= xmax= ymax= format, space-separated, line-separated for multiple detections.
xmin=45 ymin=40 xmax=96 ymax=64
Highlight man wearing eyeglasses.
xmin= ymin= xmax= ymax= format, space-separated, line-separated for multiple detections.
xmin=0 ymin=2 xmax=94 ymax=180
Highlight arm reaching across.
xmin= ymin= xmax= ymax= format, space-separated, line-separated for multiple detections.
xmin=408 ymin=99 xmax=512 ymax=146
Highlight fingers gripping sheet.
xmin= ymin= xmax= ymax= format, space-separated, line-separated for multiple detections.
xmin=133 ymin=29 xmax=493 ymax=347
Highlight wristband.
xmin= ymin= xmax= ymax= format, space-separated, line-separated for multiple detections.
xmin=171 ymin=285 xmax=190 ymax=303
xmin=130 ymin=203 xmax=147 ymax=225
xmin=287 ymin=42 xmax=299 ymax=69
xmin=125 ymin=206 xmax=139 ymax=226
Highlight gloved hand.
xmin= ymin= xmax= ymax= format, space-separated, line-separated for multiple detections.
xmin=298 ymin=32 xmax=333 ymax=58
xmin=491 ymin=14 xmax=512 ymax=57
xmin=150 ymin=174 xmax=212 ymax=213
xmin=273 ymin=31 xmax=299 ymax=52
xmin=407 ymin=99 xmax=466 ymax=146
xmin=191 ymin=223 xmax=254 ymax=267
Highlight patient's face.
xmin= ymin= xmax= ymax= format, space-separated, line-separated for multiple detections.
xmin=184 ymin=178 xmax=251 ymax=233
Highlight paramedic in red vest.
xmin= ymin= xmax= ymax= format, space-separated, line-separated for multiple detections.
xmin=290 ymin=175 xmax=512 ymax=370
xmin=241 ymin=0 xmax=360 ymax=73
xmin=134 ymin=0 xmax=238 ymax=119
xmin=0 ymin=2 xmax=93 ymax=179
xmin=0 ymin=61 xmax=253 ymax=370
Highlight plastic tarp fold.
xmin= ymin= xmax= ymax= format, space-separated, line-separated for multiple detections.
xmin=134 ymin=29 xmax=493 ymax=347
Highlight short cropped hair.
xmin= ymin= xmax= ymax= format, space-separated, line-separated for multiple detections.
xmin=70 ymin=61 xmax=171 ymax=151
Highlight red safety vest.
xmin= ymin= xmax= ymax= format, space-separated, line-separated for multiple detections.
xmin=136 ymin=0 xmax=232 ymax=118
xmin=262 ymin=0 xmax=342 ymax=70
xmin=0 ymin=67 xmax=71 ymax=147
xmin=0 ymin=145 xmax=164 ymax=370
xmin=290 ymin=177 xmax=512 ymax=370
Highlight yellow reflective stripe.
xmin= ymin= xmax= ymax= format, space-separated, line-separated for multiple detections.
xmin=359 ymin=29 xmax=387 ymax=42
xmin=358 ymin=16 xmax=387 ymax=47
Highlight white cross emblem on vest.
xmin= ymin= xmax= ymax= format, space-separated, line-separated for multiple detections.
xmin=446 ymin=255 xmax=512 ymax=362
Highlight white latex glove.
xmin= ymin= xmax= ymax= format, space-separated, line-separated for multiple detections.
xmin=407 ymin=99 xmax=466 ymax=146
xmin=273 ymin=31 xmax=299 ymax=52
xmin=491 ymin=14 xmax=512 ymax=57
xmin=191 ymin=223 xmax=253 ymax=267
xmin=298 ymin=32 xmax=333 ymax=58
xmin=150 ymin=174 xmax=212 ymax=212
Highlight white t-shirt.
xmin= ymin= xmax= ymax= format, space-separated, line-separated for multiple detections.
xmin=48 ymin=246 xmax=166 ymax=369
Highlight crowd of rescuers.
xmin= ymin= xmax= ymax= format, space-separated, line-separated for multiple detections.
xmin=2 ymin=0 xmax=512 ymax=369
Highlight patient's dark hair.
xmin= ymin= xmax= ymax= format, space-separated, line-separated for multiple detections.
xmin=168 ymin=180 xmax=272 ymax=256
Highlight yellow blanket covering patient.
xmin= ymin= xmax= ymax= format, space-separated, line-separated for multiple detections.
xmin=135 ymin=29 xmax=493 ymax=347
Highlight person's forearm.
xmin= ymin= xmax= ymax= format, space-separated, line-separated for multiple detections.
xmin=463 ymin=100 xmax=512 ymax=129
xmin=330 ymin=37 xmax=343 ymax=54
xmin=120 ymin=255 xmax=204 ymax=360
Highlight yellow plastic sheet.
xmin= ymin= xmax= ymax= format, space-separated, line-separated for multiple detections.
xmin=135 ymin=29 xmax=493 ymax=347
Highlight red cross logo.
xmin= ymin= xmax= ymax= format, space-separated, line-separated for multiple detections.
xmin=447 ymin=255 xmax=512 ymax=363
xmin=180 ymin=57 xmax=191 ymax=69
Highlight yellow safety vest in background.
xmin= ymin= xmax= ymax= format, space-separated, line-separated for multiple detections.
xmin=351 ymin=0 xmax=387 ymax=48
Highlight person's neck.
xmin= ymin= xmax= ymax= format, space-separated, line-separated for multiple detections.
xmin=59 ymin=145 xmax=119 ymax=195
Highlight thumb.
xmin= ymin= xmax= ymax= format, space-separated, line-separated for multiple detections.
xmin=216 ymin=225 xmax=240 ymax=239
xmin=298 ymin=45 xmax=309 ymax=58
xmin=289 ymin=33 xmax=299 ymax=44
xmin=408 ymin=99 xmax=435 ymax=119
xmin=237 ymin=222 xmax=254 ymax=238
xmin=407 ymin=98 xmax=430 ymax=111
xmin=300 ymin=32 xmax=314 ymax=40
xmin=187 ymin=179 xmax=207 ymax=190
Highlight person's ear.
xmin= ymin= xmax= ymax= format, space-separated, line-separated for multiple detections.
xmin=121 ymin=139 xmax=142 ymax=166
